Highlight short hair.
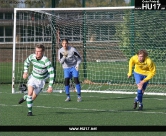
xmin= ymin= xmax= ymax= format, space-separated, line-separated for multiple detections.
xmin=137 ymin=49 xmax=148 ymax=58
xmin=35 ymin=44 xmax=45 ymax=52
xmin=62 ymin=39 xmax=68 ymax=44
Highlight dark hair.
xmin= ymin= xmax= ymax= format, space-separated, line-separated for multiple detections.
xmin=62 ymin=39 xmax=68 ymax=44
xmin=35 ymin=44 xmax=45 ymax=52
xmin=137 ymin=49 xmax=148 ymax=58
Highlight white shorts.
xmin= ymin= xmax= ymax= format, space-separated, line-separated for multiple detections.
xmin=27 ymin=75 xmax=45 ymax=95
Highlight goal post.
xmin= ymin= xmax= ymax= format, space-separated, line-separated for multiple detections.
xmin=12 ymin=7 xmax=166 ymax=95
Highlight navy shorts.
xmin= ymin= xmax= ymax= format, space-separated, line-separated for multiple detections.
xmin=133 ymin=72 xmax=149 ymax=90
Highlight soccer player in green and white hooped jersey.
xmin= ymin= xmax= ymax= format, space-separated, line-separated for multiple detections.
xmin=18 ymin=44 xmax=54 ymax=116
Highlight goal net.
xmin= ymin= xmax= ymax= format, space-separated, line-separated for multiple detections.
xmin=12 ymin=7 xmax=166 ymax=95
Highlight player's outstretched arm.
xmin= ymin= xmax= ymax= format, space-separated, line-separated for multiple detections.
xmin=23 ymin=55 xmax=32 ymax=79
xmin=46 ymin=58 xmax=55 ymax=92
xmin=127 ymin=56 xmax=134 ymax=78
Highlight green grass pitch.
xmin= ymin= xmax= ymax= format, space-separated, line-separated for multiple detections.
xmin=0 ymin=84 xmax=166 ymax=136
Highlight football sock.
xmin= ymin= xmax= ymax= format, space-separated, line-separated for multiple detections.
xmin=23 ymin=95 xmax=28 ymax=100
xmin=134 ymin=96 xmax=138 ymax=102
xmin=76 ymin=84 xmax=81 ymax=97
xmin=27 ymin=95 xmax=33 ymax=112
xmin=65 ymin=85 xmax=70 ymax=97
xmin=137 ymin=89 xmax=143 ymax=104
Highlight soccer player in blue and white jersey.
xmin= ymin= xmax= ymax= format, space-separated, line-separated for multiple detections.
xmin=58 ymin=39 xmax=82 ymax=102
xmin=18 ymin=44 xmax=54 ymax=116
xmin=127 ymin=50 xmax=156 ymax=110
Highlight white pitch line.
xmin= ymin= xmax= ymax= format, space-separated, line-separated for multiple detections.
xmin=0 ymin=91 xmax=165 ymax=101
xmin=0 ymin=104 xmax=166 ymax=115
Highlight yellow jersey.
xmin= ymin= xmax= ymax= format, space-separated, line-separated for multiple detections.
xmin=127 ymin=55 xmax=156 ymax=82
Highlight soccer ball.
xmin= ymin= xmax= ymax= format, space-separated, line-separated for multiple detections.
xmin=19 ymin=83 xmax=27 ymax=93
xmin=59 ymin=90 xmax=62 ymax=93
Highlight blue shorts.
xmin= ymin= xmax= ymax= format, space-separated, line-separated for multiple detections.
xmin=64 ymin=66 xmax=79 ymax=79
xmin=133 ymin=72 xmax=149 ymax=90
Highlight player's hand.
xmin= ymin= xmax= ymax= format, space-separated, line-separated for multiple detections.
xmin=137 ymin=81 xmax=145 ymax=90
xmin=23 ymin=72 xmax=28 ymax=79
xmin=63 ymin=51 xmax=68 ymax=57
xmin=75 ymin=65 xmax=79 ymax=71
xmin=127 ymin=74 xmax=131 ymax=78
xmin=47 ymin=87 xmax=53 ymax=93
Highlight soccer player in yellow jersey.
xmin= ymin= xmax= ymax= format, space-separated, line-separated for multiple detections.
xmin=127 ymin=50 xmax=156 ymax=110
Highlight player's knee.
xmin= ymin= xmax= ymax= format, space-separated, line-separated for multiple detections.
xmin=74 ymin=77 xmax=80 ymax=84
xmin=137 ymin=85 xmax=142 ymax=90
xmin=65 ymin=78 xmax=70 ymax=86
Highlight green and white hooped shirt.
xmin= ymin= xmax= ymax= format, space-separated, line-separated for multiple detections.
xmin=24 ymin=54 xmax=54 ymax=87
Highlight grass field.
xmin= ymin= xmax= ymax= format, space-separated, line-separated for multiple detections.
xmin=0 ymin=84 xmax=166 ymax=136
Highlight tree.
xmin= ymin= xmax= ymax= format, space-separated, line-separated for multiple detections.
xmin=0 ymin=0 xmax=19 ymax=8
xmin=15 ymin=0 xmax=128 ymax=8
xmin=23 ymin=0 xmax=48 ymax=8
xmin=86 ymin=0 xmax=127 ymax=7
xmin=115 ymin=10 xmax=166 ymax=61
xmin=58 ymin=0 xmax=82 ymax=7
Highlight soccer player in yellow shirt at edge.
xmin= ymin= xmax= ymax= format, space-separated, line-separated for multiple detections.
xmin=127 ymin=50 xmax=156 ymax=110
